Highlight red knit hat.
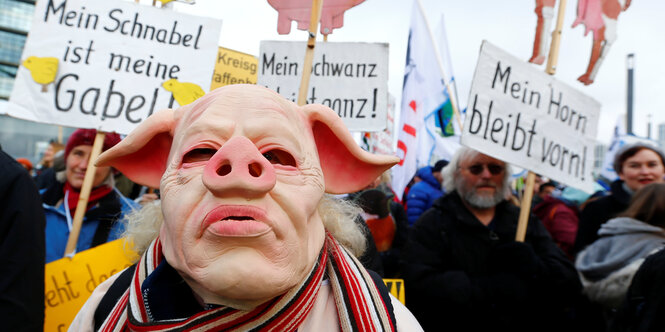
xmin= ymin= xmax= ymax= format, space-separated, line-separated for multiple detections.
xmin=16 ymin=158 xmax=33 ymax=171
xmin=65 ymin=129 xmax=121 ymax=158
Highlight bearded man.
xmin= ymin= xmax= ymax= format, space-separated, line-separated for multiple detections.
xmin=401 ymin=147 xmax=581 ymax=332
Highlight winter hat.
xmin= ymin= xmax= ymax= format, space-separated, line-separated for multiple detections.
xmin=432 ymin=159 xmax=449 ymax=173
xmin=65 ymin=129 xmax=121 ymax=158
xmin=16 ymin=158 xmax=33 ymax=171
xmin=613 ymin=143 xmax=665 ymax=174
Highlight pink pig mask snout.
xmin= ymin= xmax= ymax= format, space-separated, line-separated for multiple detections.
xmin=202 ymin=136 xmax=277 ymax=198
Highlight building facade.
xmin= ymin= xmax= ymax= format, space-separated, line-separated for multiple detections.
xmin=0 ymin=0 xmax=75 ymax=163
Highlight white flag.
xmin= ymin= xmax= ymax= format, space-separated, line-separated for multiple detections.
xmin=392 ymin=2 xmax=460 ymax=201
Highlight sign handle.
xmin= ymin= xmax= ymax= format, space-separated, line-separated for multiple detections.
xmin=516 ymin=0 xmax=569 ymax=241
xmin=516 ymin=1 xmax=568 ymax=241
xmin=64 ymin=131 xmax=106 ymax=258
xmin=545 ymin=0 xmax=568 ymax=75
xmin=515 ymin=172 xmax=536 ymax=242
xmin=296 ymin=0 xmax=324 ymax=106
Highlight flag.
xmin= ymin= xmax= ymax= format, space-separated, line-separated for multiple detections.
xmin=392 ymin=1 xmax=460 ymax=201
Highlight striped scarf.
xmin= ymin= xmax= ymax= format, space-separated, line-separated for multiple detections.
xmin=99 ymin=233 xmax=395 ymax=332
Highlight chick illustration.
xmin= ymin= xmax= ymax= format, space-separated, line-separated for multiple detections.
xmin=22 ymin=56 xmax=59 ymax=92
xmin=162 ymin=79 xmax=205 ymax=106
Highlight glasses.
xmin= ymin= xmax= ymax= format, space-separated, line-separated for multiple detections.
xmin=465 ymin=163 xmax=504 ymax=176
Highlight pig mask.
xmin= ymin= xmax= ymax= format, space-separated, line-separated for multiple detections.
xmin=97 ymin=85 xmax=398 ymax=309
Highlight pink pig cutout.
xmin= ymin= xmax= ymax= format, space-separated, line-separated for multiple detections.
xmin=267 ymin=0 xmax=365 ymax=35
xmin=96 ymin=84 xmax=398 ymax=195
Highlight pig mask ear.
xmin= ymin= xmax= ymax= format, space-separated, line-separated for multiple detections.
xmin=302 ymin=104 xmax=399 ymax=194
xmin=96 ymin=109 xmax=178 ymax=188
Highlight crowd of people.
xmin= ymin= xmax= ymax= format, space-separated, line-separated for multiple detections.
xmin=3 ymin=100 xmax=665 ymax=330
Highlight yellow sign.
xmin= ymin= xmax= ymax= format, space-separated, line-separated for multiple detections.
xmin=44 ymin=239 xmax=135 ymax=332
xmin=383 ymin=278 xmax=405 ymax=304
xmin=210 ymin=47 xmax=258 ymax=90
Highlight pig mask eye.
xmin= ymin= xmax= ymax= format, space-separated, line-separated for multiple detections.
xmin=182 ymin=148 xmax=216 ymax=164
xmin=262 ymin=149 xmax=296 ymax=167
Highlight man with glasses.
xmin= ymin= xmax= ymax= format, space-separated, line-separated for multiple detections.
xmin=401 ymin=147 xmax=580 ymax=331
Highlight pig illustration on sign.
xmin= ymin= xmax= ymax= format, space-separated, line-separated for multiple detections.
xmin=69 ymin=85 xmax=423 ymax=331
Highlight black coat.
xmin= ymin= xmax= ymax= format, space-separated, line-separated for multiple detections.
xmin=401 ymin=191 xmax=581 ymax=332
xmin=574 ymin=180 xmax=631 ymax=255
xmin=610 ymin=248 xmax=665 ymax=332
xmin=0 ymin=149 xmax=46 ymax=331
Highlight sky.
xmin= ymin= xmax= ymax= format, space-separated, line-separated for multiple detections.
xmin=170 ymin=0 xmax=665 ymax=144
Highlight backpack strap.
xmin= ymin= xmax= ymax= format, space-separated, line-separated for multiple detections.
xmin=94 ymin=264 xmax=136 ymax=331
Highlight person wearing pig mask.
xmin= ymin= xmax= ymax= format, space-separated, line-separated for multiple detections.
xmin=70 ymin=85 xmax=423 ymax=331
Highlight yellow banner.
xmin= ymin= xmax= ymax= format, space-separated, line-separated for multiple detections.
xmin=44 ymin=239 xmax=135 ymax=332
xmin=383 ymin=278 xmax=405 ymax=304
xmin=210 ymin=47 xmax=258 ymax=90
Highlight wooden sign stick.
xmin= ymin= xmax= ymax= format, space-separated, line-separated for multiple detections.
xmin=64 ymin=131 xmax=106 ymax=257
xmin=545 ymin=0 xmax=568 ymax=75
xmin=515 ymin=172 xmax=536 ymax=241
xmin=516 ymin=0 xmax=568 ymax=242
xmin=296 ymin=0 xmax=324 ymax=106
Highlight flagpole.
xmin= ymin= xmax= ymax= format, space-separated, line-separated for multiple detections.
xmin=414 ymin=0 xmax=463 ymax=131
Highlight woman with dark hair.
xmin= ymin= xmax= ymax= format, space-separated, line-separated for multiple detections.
xmin=574 ymin=143 xmax=665 ymax=254
xmin=575 ymin=183 xmax=665 ymax=312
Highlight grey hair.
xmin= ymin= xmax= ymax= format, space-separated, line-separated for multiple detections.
xmin=442 ymin=146 xmax=513 ymax=198
xmin=122 ymin=194 xmax=366 ymax=262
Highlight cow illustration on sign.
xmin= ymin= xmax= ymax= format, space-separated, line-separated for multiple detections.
xmin=529 ymin=0 xmax=631 ymax=85
xmin=572 ymin=0 xmax=631 ymax=85
xmin=268 ymin=0 xmax=365 ymax=35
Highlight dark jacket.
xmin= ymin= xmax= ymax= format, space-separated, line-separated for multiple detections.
xmin=401 ymin=191 xmax=581 ymax=332
xmin=0 ymin=149 xmax=46 ymax=331
xmin=574 ymin=180 xmax=631 ymax=255
xmin=405 ymin=166 xmax=443 ymax=226
xmin=610 ymin=248 xmax=665 ymax=332
xmin=533 ymin=196 xmax=579 ymax=259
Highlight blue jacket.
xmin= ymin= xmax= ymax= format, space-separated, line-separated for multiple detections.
xmin=42 ymin=182 xmax=138 ymax=263
xmin=405 ymin=166 xmax=444 ymax=226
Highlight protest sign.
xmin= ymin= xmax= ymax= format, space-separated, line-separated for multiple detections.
xmin=6 ymin=0 xmax=221 ymax=135
xmin=383 ymin=278 xmax=405 ymax=305
xmin=462 ymin=41 xmax=600 ymax=192
xmin=258 ymin=41 xmax=388 ymax=131
xmin=210 ymin=47 xmax=258 ymax=90
xmin=44 ymin=239 xmax=135 ymax=331
xmin=363 ymin=94 xmax=395 ymax=155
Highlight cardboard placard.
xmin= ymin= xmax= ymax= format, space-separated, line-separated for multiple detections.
xmin=258 ymin=41 xmax=389 ymax=132
xmin=462 ymin=41 xmax=601 ymax=192
xmin=210 ymin=47 xmax=258 ymax=90
xmin=7 ymin=0 xmax=222 ymax=135
xmin=44 ymin=239 xmax=135 ymax=331
xmin=383 ymin=278 xmax=405 ymax=304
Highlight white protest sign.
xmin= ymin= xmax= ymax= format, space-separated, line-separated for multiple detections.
xmin=462 ymin=41 xmax=600 ymax=192
xmin=258 ymin=41 xmax=388 ymax=132
xmin=7 ymin=0 xmax=221 ymax=135
xmin=364 ymin=94 xmax=396 ymax=155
